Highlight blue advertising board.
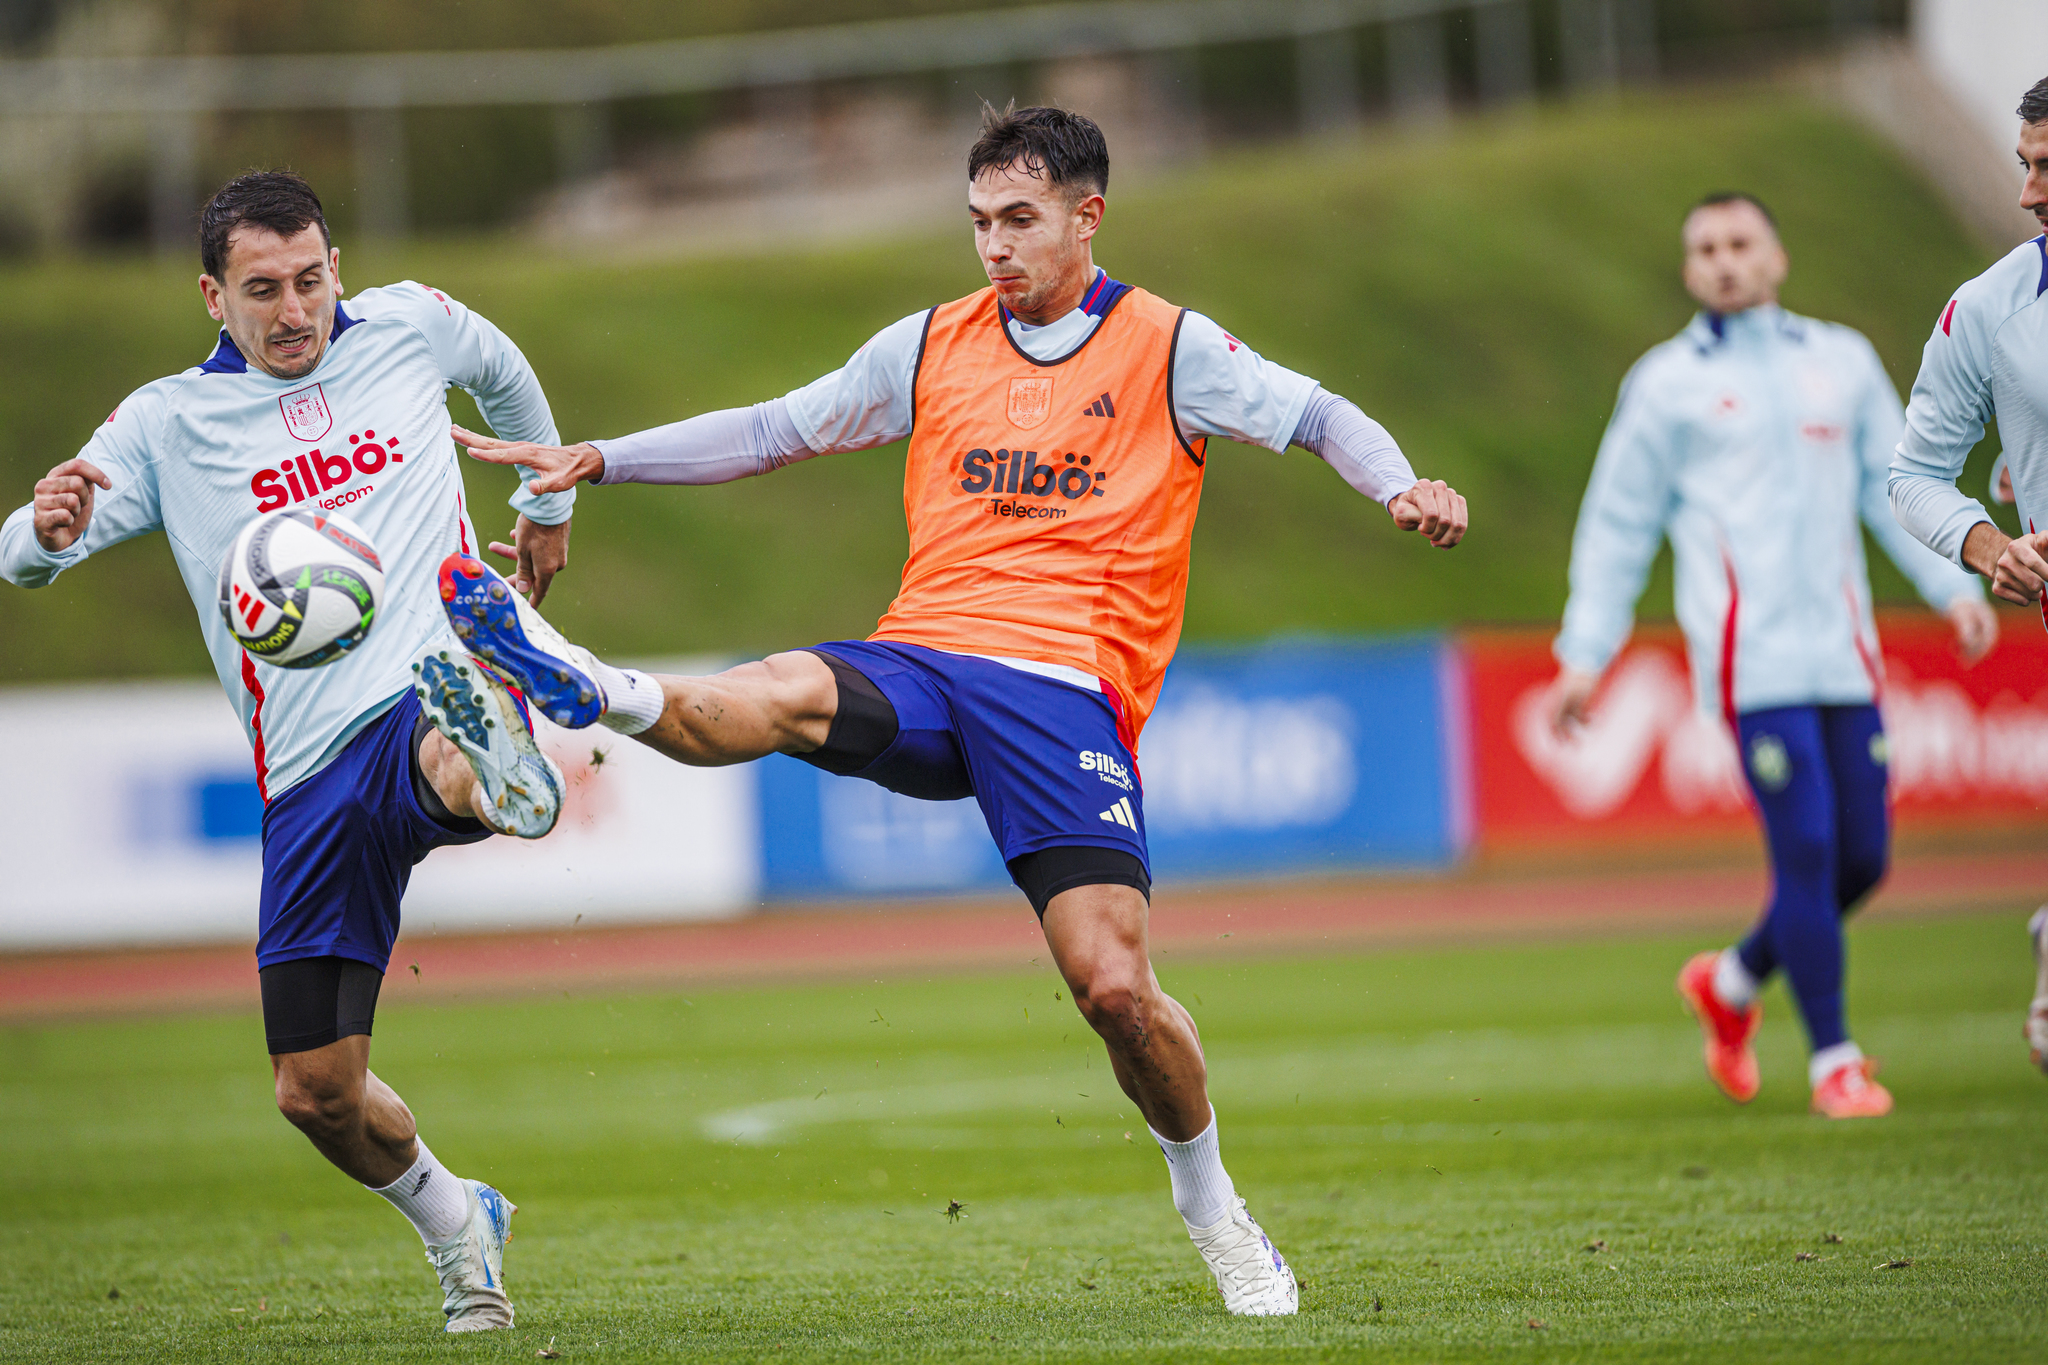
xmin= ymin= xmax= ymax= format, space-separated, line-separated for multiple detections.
xmin=756 ymin=634 xmax=1471 ymax=900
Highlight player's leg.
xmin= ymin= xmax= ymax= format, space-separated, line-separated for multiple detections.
xmin=1679 ymin=708 xmax=1840 ymax=1104
xmin=435 ymin=551 xmax=835 ymax=764
xmin=411 ymin=639 xmax=565 ymax=838
xmin=1032 ymin=871 xmax=1294 ymax=1316
xmin=1036 ymin=877 xmax=1210 ymax=1139
xmin=2026 ymin=907 xmax=2048 ymax=1074
xmin=1797 ymin=703 xmax=1894 ymax=1116
xmin=258 ymin=695 xmax=519 ymax=1329
xmin=1822 ymin=704 xmax=1891 ymax=916
xmin=1723 ymin=707 xmax=1888 ymax=1115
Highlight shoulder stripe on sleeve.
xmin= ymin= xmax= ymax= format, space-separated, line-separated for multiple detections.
xmin=1941 ymin=299 xmax=1957 ymax=336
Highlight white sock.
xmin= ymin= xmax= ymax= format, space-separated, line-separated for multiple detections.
xmin=1713 ymin=948 xmax=1759 ymax=1010
xmin=1809 ymin=1040 xmax=1864 ymax=1087
xmin=1152 ymin=1109 xmax=1237 ymax=1231
xmin=593 ymin=663 xmax=663 ymax=735
xmin=369 ymin=1137 xmax=469 ymax=1245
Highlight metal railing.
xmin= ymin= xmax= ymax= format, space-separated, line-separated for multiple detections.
xmin=0 ymin=0 xmax=1666 ymax=243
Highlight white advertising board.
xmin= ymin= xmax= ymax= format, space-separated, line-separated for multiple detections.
xmin=0 ymin=675 xmax=757 ymax=950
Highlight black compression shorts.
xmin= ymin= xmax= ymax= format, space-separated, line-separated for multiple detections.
xmin=259 ymin=956 xmax=384 ymax=1055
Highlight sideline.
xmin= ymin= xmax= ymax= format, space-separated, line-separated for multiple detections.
xmin=3 ymin=847 xmax=2043 ymax=1022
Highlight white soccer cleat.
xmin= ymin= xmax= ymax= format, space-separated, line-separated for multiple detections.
xmin=427 ymin=1179 xmax=517 ymax=1333
xmin=1187 ymin=1197 xmax=1298 ymax=1316
xmin=412 ymin=643 xmax=564 ymax=839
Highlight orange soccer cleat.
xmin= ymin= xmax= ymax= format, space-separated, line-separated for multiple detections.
xmin=1677 ymin=951 xmax=1761 ymax=1103
xmin=1811 ymin=1057 xmax=1893 ymax=1119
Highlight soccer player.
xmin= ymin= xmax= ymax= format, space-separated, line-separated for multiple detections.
xmin=0 ymin=171 xmax=573 ymax=1330
xmin=433 ymin=105 xmax=1466 ymax=1316
xmin=1889 ymin=74 xmax=2048 ymax=1080
xmin=1549 ymin=191 xmax=1996 ymax=1119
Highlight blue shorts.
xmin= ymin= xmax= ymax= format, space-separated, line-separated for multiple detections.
xmin=808 ymin=640 xmax=1150 ymax=875
xmin=256 ymin=691 xmax=493 ymax=971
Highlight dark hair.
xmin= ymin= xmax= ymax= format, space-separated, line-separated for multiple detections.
xmin=199 ymin=170 xmax=331 ymax=280
xmin=967 ymin=103 xmax=1109 ymax=201
xmin=2019 ymin=77 xmax=2048 ymax=125
xmin=1688 ymin=191 xmax=1777 ymax=231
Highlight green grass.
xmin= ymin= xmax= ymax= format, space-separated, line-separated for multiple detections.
xmin=1 ymin=909 xmax=2044 ymax=1361
xmin=0 ymin=88 xmax=2012 ymax=683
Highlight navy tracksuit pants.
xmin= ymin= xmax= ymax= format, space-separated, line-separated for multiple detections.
xmin=1730 ymin=704 xmax=1890 ymax=1053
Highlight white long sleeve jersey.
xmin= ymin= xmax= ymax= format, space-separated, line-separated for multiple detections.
xmin=1556 ymin=304 xmax=1980 ymax=717
xmin=1890 ymin=236 xmax=2048 ymax=573
xmin=0 ymin=281 xmax=575 ymax=798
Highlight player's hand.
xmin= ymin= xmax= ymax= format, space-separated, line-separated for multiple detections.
xmin=452 ymin=424 xmax=604 ymax=494
xmin=1389 ymin=478 xmax=1468 ymax=548
xmin=1966 ymin=522 xmax=2048 ymax=607
xmin=490 ymin=514 xmax=571 ymax=607
xmin=1945 ymin=597 xmax=1999 ymax=664
xmin=31 ymin=458 xmax=111 ymax=553
xmin=1548 ymin=665 xmax=1602 ymax=738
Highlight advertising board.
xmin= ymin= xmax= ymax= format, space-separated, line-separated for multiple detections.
xmin=1465 ymin=612 xmax=2048 ymax=850
xmin=756 ymin=636 xmax=1471 ymax=899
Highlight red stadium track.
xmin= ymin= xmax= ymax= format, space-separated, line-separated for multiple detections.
xmin=5 ymin=846 xmax=2046 ymax=1021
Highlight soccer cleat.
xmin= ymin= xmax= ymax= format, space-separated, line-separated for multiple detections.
xmin=2025 ymin=908 xmax=2048 ymax=1075
xmin=1811 ymin=1057 xmax=1893 ymax=1119
xmin=1677 ymin=951 xmax=1760 ymax=1103
xmin=1187 ymin=1197 xmax=1298 ymax=1316
xmin=427 ymin=1179 xmax=517 ymax=1332
xmin=438 ymin=554 xmax=606 ymax=730
xmin=412 ymin=643 xmax=564 ymax=839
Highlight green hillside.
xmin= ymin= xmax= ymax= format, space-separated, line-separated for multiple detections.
xmin=0 ymin=89 xmax=2008 ymax=684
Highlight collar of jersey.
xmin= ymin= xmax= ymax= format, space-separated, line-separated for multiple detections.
xmin=200 ymin=302 xmax=359 ymax=377
xmin=996 ymin=269 xmax=1130 ymax=368
xmin=1689 ymin=301 xmax=1801 ymax=353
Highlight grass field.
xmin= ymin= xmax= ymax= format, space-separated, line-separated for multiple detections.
xmin=3 ymin=909 xmax=2043 ymax=1362
xmin=0 ymin=87 xmax=2013 ymax=683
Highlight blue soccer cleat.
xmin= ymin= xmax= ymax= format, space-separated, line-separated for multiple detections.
xmin=427 ymin=1179 xmax=517 ymax=1332
xmin=438 ymin=553 xmax=606 ymax=730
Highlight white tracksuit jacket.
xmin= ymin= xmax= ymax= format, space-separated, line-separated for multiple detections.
xmin=1890 ymin=235 xmax=2048 ymax=583
xmin=1556 ymin=304 xmax=1981 ymax=718
xmin=0 ymin=282 xmax=574 ymax=798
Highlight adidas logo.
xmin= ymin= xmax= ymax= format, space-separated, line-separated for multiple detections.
xmin=1099 ymin=796 xmax=1138 ymax=828
xmin=411 ymin=1170 xmax=433 ymax=1197
xmin=1081 ymin=392 xmax=1117 ymax=418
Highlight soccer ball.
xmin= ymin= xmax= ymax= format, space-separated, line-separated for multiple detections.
xmin=217 ymin=509 xmax=384 ymax=669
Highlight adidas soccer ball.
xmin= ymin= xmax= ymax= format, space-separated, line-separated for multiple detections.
xmin=217 ymin=509 xmax=385 ymax=669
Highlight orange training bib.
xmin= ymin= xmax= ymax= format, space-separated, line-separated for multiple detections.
xmin=870 ymin=281 xmax=1207 ymax=743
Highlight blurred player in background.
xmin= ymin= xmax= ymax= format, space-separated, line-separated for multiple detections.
xmin=433 ymin=104 xmax=1467 ymax=1316
xmin=1550 ymin=191 xmax=1996 ymax=1119
xmin=1889 ymin=75 xmax=2048 ymax=1078
xmin=0 ymin=171 xmax=574 ymax=1331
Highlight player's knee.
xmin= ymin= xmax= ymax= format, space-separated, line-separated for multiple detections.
xmin=274 ymin=1072 xmax=361 ymax=1140
xmin=1070 ymin=964 xmax=1146 ymax=1039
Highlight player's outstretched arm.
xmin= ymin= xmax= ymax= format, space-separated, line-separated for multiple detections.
xmin=454 ymin=396 xmax=826 ymax=499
